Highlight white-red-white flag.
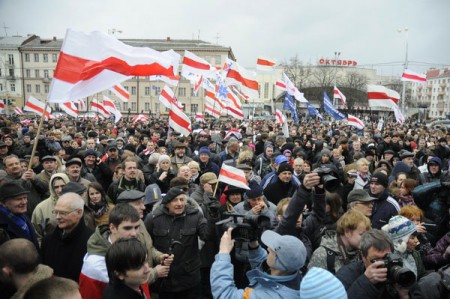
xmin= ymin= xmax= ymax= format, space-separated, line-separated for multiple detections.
xmin=275 ymin=80 xmax=287 ymax=91
xmin=158 ymin=86 xmax=183 ymax=110
xmin=225 ymin=59 xmax=259 ymax=99
xmin=218 ymin=164 xmax=250 ymax=190
xmin=205 ymin=102 xmax=221 ymax=119
xmin=275 ymin=109 xmax=286 ymax=125
xmin=132 ymin=114 xmax=149 ymax=122
xmin=149 ymin=75 xmax=180 ymax=87
xmin=169 ymin=102 xmax=191 ymax=136
xmin=103 ymin=96 xmax=122 ymax=123
xmin=367 ymin=85 xmax=400 ymax=109
xmin=193 ymin=75 xmax=203 ymax=96
xmin=91 ymin=99 xmax=110 ymax=117
xmin=283 ymin=73 xmax=308 ymax=103
xmin=347 ymin=114 xmax=365 ymax=130
xmin=226 ymin=89 xmax=242 ymax=109
xmin=256 ymin=57 xmax=276 ymax=72
xmin=392 ymin=105 xmax=404 ymax=124
xmin=401 ymin=69 xmax=427 ymax=83
xmin=59 ymin=101 xmax=79 ymax=118
xmin=182 ymin=50 xmax=215 ymax=77
xmin=48 ymin=29 xmax=178 ymax=103
xmin=205 ymin=90 xmax=224 ymax=112
xmin=14 ymin=107 xmax=24 ymax=115
xmin=224 ymin=105 xmax=244 ymax=120
xmin=230 ymin=86 xmax=249 ymax=101
xmin=334 ymin=86 xmax=347 ymax=106
xmin=195 ymin=113 xmax=205 ymax=123
xmin=110 ymin=84 xmax=129 ymax=102
xmin=77 ymin=99 xmax=87 ymax=111
xmin=24 ymin=96 xmax=51 ymax=120
xmin=0 ymin=100 xmax=4 ymax=114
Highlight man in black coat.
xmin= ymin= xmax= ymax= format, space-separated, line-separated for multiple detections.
xmin=40 ymin=192 xmax=93 ymax=282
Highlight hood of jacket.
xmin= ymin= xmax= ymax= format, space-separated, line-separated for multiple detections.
xmin=48 ymin=173 xmax=70 ymax=201
xmin=87 ymin=224 xmax=111 ymax=255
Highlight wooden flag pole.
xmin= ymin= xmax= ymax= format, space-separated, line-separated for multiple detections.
xmin=28 ymin=101 xmax=48 ymax=170
xmin=213 ymin=181 xmax=219 ymax=197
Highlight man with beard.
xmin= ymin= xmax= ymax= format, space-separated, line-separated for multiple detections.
xmin=82 ymin=149 xmax=113 ymax=192
xmin=170 ymin=142 xmax=193 ymax=173
xmin=263 ymin=162 xmax=300 ymax=206
xmin=107 ymin=159 xmax=146 ymax=204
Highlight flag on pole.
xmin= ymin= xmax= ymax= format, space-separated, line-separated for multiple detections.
xmin=14 ymin=107 xmax=24 ymax=115
xmin=103 ymin=96 xmax=122 ymax=123
xmin=323 ymin=92 xmax=345 ymax=120
xmin=230 ymin=86 xmax=249 ymax=101
xmin=282 ymin=73 xmax=308 ymax=103
xmin=226 ymin=89 xmax=242 ymax=109
xmin=0 ymin=100 xmax=4 ymax=114
xmin=218 ymin=164 xmax=250 ymax=190
xmin=24 ymin=96 xmax=51 ymax=120
xmin=275 ymin=109 xmax=286 ymax=125
xmin=169 ymin=102 xmax=191 ymax=136
xmin=256 ymin=57 xmax=276 ymax=72
xmin=149 ymin=75 xmax=180 ymax=87
xmin=225 ymin=59 xmax=259 ymax=99
xmin=110 ymin=84 xmax=129 ymax=102
xmin=193 ymin=75 xmax=203 ymax=96
xmin=195 ymin=113 xmax=205 ymax=123
xmin=306 ymin=102 xmax=323 ymax=119
xmin=401 ymin=69 xmax=427 ymax=83
xmin=275 ymin=80 xmax=287 ymax=91
xmin=48 ymin=29 xmax=178 ymax=103
xmin=205 ymin=102 xmax=221 ymax=119
xmin=159 ymin=86 xmax=176 ymax=109
xmin=131 ymin=114 xmax=149 ymax=122
xmin=59 ymin=102 xmax=79 ymax=118
xmin=392 ymin=105 xmax=404 ymax=124
xmin=77 ymin=99 xmax=87 ymax=111
xmin=367 ymin=85 xmax=400 ymax=109
xmin=224 ymin=105 xmax=244 ymax=120
xmin=205 ymin=90 xmax=224 ymax=112
xmin=347 ymin=114 xmax=365 ymax=130
xmin=283 ymin=93 xmax=299 ymax=123
xmin=91 ymin=99 xmax=110 ymax=117
xmin=182 ymin=50 xmax=215 ymax=77
xmin=334 ymin=86 xmax=346 ymax=106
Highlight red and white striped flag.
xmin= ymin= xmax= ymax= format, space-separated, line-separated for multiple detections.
xmin=275 ymin=109 xmax=286 ymax=125
xmin=401 ymin=69 xmax=427 ymax=83
xmin=225 ymin=59 xmax=259 ymax=99
xmin=193 ymin=75 xmax=203 ymax=96
xmin=0 ymin=100 xmax=4 ymax=114
xmin=110 ymin=84 xmax=129 ymax=102
xmin=218 ymin=164 xmax=250 ymax=190
xmin=182 ymin=50 xmax=215 ymax=77
xmin=169 ymin=102 xmax=191 ymax=136
xmin=367 ymin=85 xmax=400 ymax=109
xmin=256 ymin=57 xmax=276 ymax=72
xmin=224 ymin=105 xmax=244 ymax=120
xmin=48 ymin=29 xmax=177 ymax=103
xmin=205 ymin=102 xmax=221 ymax=119
xmin=24 ymin=96 xmax=51 ymax=120
xmin=149 ymin=75 xmax=180 ymax=87
xmin=392 ymin=105 xmax=404 ymax=124
xmin=282 ymin=73 xmax=308 ymax=103
xmin=59 ymin=101 xmax=79 ymax=118
xmin=132 ymin=114 xmax=149 ymax=122
xmin=347 ymin=114 xmax=365 ymax=130
xmin=205 ymin=90 xmax=224 ymax=112
xmin=230 ymin=86 xmax=249 ymax=101
xmin=334 ymin=86 xmax=346 ymax=106
xmin=159 ymin=86 xmax=183 ymax=110
xmin=14 ymin=107 xmax=24 ymax=115
xmin=195 ymin=113 xmax=205 ymax=123
xmin=91 ymin=99 xmax=110 ymax=117
xmin=77 ymin=99 xmax=87 ymax=111
xmin=275 ymin=80 xmax=287 ymax=91
xmin=103 ymin=96 xmax=122 ymax=123
xmin=226 ymin=89 xmax=242 ymax=109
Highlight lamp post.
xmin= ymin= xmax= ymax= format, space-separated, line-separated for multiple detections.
xmin=334 ymin=51 xmax=341 ymax=107
xmin=398 ymin=27 xmax=409 ymax=114
xmin=108 ymin=28 xmax=123 ymax=36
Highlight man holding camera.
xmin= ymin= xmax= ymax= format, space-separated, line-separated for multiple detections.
xmin=82 ymin=149 xmax=114 ymax=192
xmin=336 ymin=229 xmax=423 ymax=299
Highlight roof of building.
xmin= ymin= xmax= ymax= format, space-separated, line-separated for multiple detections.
xmin=0 ymin=35 xmax=37 ymax=49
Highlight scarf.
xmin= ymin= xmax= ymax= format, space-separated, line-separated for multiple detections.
xmin=0 ymin=205 xmax=31 ymax=238
xmin=88 ymin=199 xmax=108 ymax=218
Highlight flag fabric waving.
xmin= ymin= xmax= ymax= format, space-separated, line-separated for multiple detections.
xmin=103 ymin=96 xmax=122 ymax=123
xmin=225 ymin=60 xmax=259 ymax=99
xmin=347 ymin=114 xmax=365 ymax=130
xmin=193 ymin=75 xmax=203 ymax=96
xmin=24 ymin=96 xmax=51 ymax=120
xmin=334 ymin=86 xmax=346 ymax=106
xmin=77 ymin=99 xmax=87 ymax=111
xmin=256 ymin=57 xmax=276 ymax=72
xmin=0 ymin=100 xmax=4 ymax=114
xmin=110 ymin=84 xmax=129 ymax=102
xmin=392 ymin=105 xmax=404 ymax=124
xmin=48 ymin=29 xmax=178 ymax=103
xmin=282 ymin=73 xmax=308 ymax=103
xmin=218 ymin=164 xmax=250 ymax=190
xmin=323 ymin=92 xmax=345 ymax=120
xmin=275 ymin=109 xmax=286 ymax=125
xmin=195 ymin=113 xmax=205 ymax=122
xmin=367 ymin=85 xmax=400 ymax=109
xmin=275 ymin=80 xmax=287 ymax=91
xmin=159 ymin=86 xmax=176 ymax=109
xmin=204 ymin=102 xmax=221 ymax=119
xmin=401 ymin=69 xmax=427 ymax=83
xmin=131 ymin=114 xmax=149 ymax=122
xmin=283 ymin=93 xmax=299 ymax=123
xmin=224 ymin=105 xmax=244 ymax=120
xmin=149 ymin=75 xmax=180 ymax=87
xmin=91 ymin=99 xmax=110 ymax=117
xmin=14 ymin=107 xmax=24 ymax=115
xmin=182 ymin=50 xmax=215 ymax=77
xmin=169 ymin=102 xmax=192 ymax=136
xmin=59 ymin=102 xmax=79 ymax=118
xmin=306 ymin=102 xmax=323 ymax=119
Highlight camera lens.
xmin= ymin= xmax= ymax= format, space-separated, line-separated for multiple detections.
xmin=391 ymin=266 xmax=416 ymax=288
xmin=322 ymin=174 xmax=340 ymax=192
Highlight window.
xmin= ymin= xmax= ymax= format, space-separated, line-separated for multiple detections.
xmin=191 ymin=104 xmax=198 ymax=113
xmin=154 ymin=86 xmax=160 ymax=96
xmin=8 ymin=54 xmax=14 ymax=65
xmin=34 ymin=53 xmax=39 ymax=62
xmin=214 ymin=55 xmax=221 ymax=65
xmin=155 ymin=103 xmax=160 ymax=112
xmin=10 ymin=84 xmax=15 ymax=92
xmin=145 ymin=103 xmax=150 ymax=111
xmin=26 ymin=84 xmax=31 ymax=93
xmin=52 ymin=53 xmax=58 ymax=62
xmin=25 ymin=69 xmax=31 ymax=78
xmin=131 ymin=102 xmax=136 ymax=111
xmin=44 ymin=70 xmax=49 ymax=78
xmin=35 ymin=70 xmax=40 ymax=78
xmin=25 ymin=53 xmax=30 ymax=62
xmin=35 ymin=85 xmax=40 ymax=93
xmin=44 ymin=84 xmax=49 ymax=93
xmin=145 ymin=86 xmax=150 ymax=95
xmin=264 ymin=83 xmax=269 ymax=98
xmin=124 ymin=86 xmax=129 ymax=91
xmin=8 ymin=69 xmax=14 ymax=77
xmin=0 ymin=84 xmax=3 ymax=91
xmin=115 ymin=102 xmax=121 ymax=110
xmin=178 ymin=87 xmax=186 ymax=97
xmin=43 ymin=54 xmax=48 ymax=63
xmin=131 ymin=86 xmax=136 ymax=95
xmin=123 ymin=103 xmax=128 ymax=111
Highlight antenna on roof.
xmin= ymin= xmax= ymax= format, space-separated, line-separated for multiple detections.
xmin=216 ymin=32 xmax=220 ymax=44
xmin=2 ymin=22 xmax=10 ymax=37
xmin=198 ymin=29 xmax=200 ymax=41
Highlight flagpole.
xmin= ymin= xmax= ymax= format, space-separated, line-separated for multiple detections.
xmin=398 ymin=27 xmax=409 ymax=114
xmin=28 ymin=101 xmax=48 ymax=170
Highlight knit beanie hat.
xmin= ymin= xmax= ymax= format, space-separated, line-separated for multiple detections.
xmin=277 ymin=162 xmax=294 ymax=175
xmin=382 ymin=215 xmax=416 ymax=253
xmin=198 ymin=146 xmax=211 ymax=156
xmin=300 ymin=267 xmax=347 ymax=299
xmin=370 ymin=172 xmax=388 ymax=188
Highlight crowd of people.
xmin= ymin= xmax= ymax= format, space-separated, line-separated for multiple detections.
xmin=0 ymin=113 xmax=449 ymax=299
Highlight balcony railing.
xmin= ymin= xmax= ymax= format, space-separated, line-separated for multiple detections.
xmin=6 ymin=75 xmax=15 ymax=81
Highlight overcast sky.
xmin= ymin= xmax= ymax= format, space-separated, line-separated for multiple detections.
xmin=1 ymin=0 xmax=449 ymax=76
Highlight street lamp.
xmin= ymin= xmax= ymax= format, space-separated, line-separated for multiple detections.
xmin=333 ymin=51 xmax=341 ymax=107
xmin=398 ymin=27 xmax=409 ymax=113
xmin=108 ymin=28 xmax=123 ymax=36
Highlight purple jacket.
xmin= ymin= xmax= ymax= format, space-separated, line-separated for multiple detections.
xmin=423 ymin=232 xmax=450 ymax=270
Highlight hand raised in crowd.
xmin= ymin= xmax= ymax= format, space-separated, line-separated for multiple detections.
xmin=251 ymin=201 xmax=267 ymax=215
xmin=364 ymin=260 xmax=388 ymax=284
xmin=21 ymin=169 xmax=35 ymax=181
xmin=415 ymin=222 xmax=427 ymax=234
xmin=219 ymin=228 xmax=235 ymax=254
xmin=203 ymin=183 xmax=213 ymax=193
xmin=302 ymin=172 xmax=321 ymax=190
xmin=160 ymin=254 xmax=174 ymax=266
xmin=155 ymin=264 xmax=170 ymax=278
xmin=158 ymin=171 xmax=168 ymax=181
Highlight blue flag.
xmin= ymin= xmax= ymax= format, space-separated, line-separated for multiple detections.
xmin=283 ymin=93 xmax=299 ymax=123
xmin=307 ymin=102 xmax=323 ymax=119
xmin=323 ymin=91 xmax=345 ymax=120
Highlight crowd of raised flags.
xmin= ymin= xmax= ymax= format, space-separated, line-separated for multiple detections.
xmin=5 ymin=29 xmax=429 ymax=137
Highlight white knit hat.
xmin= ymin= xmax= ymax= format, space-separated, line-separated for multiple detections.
xmin=382 ymin=215 xmax=416 ymax=253
xmin=300 ymin=267 xmax=347 ymax=299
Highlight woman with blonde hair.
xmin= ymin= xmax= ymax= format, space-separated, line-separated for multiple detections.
xmin=353 ymin=158 xmax=371 ymax=190
xmin=149 ymin=154 xmax=175 ymax=193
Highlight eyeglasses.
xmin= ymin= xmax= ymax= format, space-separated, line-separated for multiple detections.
xmin=52 ymin=209 xmax=79 ymax=216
